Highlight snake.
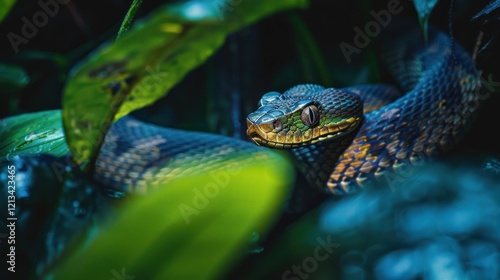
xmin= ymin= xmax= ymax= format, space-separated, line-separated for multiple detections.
xmin=92 ymin=115 xmax=284 ymax=194
xmin=1 ymin=16 xmax=483 ymax=279
xmin=69 ymin=18 xmax=480 ymax=196
xmin=246 ymin=19 xmax=481 ymax=195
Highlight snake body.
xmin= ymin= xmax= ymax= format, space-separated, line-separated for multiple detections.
xmin=246 ymin=20 xmax=481 ymax=194
xmin=93 ymin=116 xmax=281 ymax=193
xmin=94 ymin=19 xmax=481 ymax=195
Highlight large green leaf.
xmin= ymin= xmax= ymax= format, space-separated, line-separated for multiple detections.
xmin=0 ymin=110 xmax=69 ymax=159
xmin=51 ymin=152 xmax=294 ymax=279
xmin=0 ymin=0 xmax=16 ymax=22
xmin=62 ymin=0 xmax=308 ymax=166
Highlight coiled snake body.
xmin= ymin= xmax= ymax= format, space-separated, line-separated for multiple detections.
xmin=97 ymin=20 xmax=480 ymax=195
xmin=246 ymin=21 xmax=481 ymax=194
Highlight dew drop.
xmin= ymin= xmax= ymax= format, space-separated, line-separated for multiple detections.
xmin=24 ymin=132 xmax=37 ymax=141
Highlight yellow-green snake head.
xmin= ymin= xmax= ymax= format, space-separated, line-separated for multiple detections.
xmin=246 ymin=84 xmax=364 ymax=149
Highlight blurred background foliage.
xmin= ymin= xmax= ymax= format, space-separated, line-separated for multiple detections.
xmin=0 ymin=0 xmax=500 ymax=279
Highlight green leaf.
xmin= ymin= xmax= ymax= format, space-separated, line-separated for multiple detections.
xmin=0 ymin=0 xmax=16 ymax=22
xmin=117 ymin=0 xmax=143 ymax=39
xmin=51 ymin=152 xmax=294 ymax=280
xmin=0 ymin=110 xmax=69 ymax=159
xmin=413 ymin=0 xmax=440 ymax=42
xmin=62 ymin=0 xmax=308 ymax=166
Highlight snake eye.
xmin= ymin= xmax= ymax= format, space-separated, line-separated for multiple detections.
xmin=301 ymin=105 xmax=319 ymax=127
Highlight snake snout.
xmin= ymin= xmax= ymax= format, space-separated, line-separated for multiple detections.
xmin=246 ymin=118 xmax=266 ymax=145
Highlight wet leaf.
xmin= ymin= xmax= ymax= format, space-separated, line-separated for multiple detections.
xmin=413 ymin=0 xmax=440 ymax=42
xmin=51 ymin=152 xmax=294 ymax=280
xmin=0 ymin=110 xmax=69 ymax=160
xmin=0 ymin=0 xmax=16 ymax=22
xmin=62 ymin=0 xmax=308 ymax=166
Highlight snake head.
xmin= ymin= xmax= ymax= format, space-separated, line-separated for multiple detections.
xmin=246 ymin=84 xmax=364 ymax=149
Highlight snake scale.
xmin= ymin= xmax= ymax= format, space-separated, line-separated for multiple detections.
xmin=96 ymin=19 xmax=481 ymax=195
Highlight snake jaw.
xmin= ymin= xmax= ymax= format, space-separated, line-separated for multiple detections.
xmin=247 ymin=118 xmax=288 ymax=148
xmin=247 ymin=115 xmax=364 ymax=149
xmin=246 ymin=118 xmax=269 ymax=147
xmin=247 ymin=117 xmax=318 ymax=149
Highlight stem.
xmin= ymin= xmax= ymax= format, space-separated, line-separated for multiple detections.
xmin=117 ymin=0 xmax=143 ymax=40
xmin=472 ymin=30 xmax=484 ymax=62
